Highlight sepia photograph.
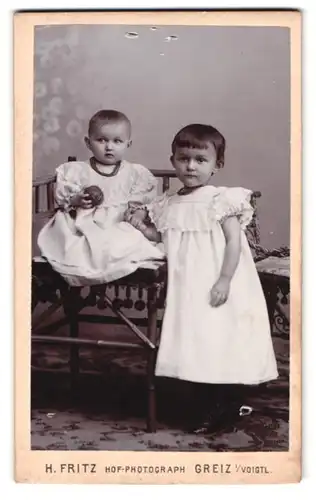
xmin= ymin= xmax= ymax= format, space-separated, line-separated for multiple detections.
xmin=14 ymin=10 xmax=301 ymax=484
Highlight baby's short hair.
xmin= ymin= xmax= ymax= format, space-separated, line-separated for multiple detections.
xmin=88 ymin=109 xmax=131 ymax=137
xmin=171 ymin=123 xmax=226 ymax=168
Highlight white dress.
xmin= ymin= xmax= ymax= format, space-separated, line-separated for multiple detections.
xmin=148 ymin=185 xmax=278 ymax=385
xmin=37 ymin=160 xmax=165 ymax=286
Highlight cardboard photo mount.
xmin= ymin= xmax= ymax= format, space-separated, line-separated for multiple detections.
xmin=14 ymin=10 xmax=301 ymax=484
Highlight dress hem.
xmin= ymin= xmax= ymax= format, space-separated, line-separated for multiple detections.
xmin=154 ymin=371 xmax=279 ymax=386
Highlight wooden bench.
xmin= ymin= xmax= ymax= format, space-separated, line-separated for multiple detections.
xmin=32 ymin=158 xmax=264 ymax=432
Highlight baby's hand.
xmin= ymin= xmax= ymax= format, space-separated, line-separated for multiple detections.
xmin=210 ymin=277 xmax=230 ymax=307
xmin=70 ymin=192 xmax=93 ymax=209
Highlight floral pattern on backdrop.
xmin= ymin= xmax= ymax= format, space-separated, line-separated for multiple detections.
xmin=33 ymin=25 xmax=109 ymax=178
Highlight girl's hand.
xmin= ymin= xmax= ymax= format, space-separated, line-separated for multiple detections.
xmin=124 ymin=207 xmax=147 ymax=230
xmin=125 ymin=207 xmax=162 ymax=243
xmin=70 ymin=192 xmax=93 ymax=209
xmin=210 ymin=276 xmax=231 ymax=307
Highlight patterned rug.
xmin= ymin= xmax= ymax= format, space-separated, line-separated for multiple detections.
xmin=31 ymin=318 xmax=289 ymax=452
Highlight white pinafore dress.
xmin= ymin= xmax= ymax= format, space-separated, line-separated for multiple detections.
xmin=38 ymin=160 xmax=165 ymax=286
xmin=148 ymin=185 xmax=278 ymax=385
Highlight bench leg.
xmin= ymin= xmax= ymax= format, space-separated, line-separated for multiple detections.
xmin=70 ymin=313 xmax=80 ymax=394
xmin=146 ymin=287 xmax=158 ymax=433
xmin=65 ymin=288 xmax=81 ymax=394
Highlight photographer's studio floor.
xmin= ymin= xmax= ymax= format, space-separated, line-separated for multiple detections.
xmin=31 ymin=320 xmax=289 ymax=452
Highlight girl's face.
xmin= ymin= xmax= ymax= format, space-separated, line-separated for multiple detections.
xmin=171 ymin=142 xmax=218 ymax=187
xmin=85 ymin=121 xmax=131 ymax=165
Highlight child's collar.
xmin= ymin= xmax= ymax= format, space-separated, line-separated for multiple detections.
xmin=90 ymin=157 xmax=122 ymax=177
xmin=177 ymin=184 xmax=204 ymax=196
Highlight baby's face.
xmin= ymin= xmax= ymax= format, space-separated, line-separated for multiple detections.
xmin=171 ymin=143 xmax=217 ymax=187
xmin=86 ymin=121 xmax=131 ymax=165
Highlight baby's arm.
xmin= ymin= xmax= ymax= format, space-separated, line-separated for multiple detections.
xmin=210 ymin=216 xmax=241 ymax=307
xmin=55 ymin=163 xmax=94 ymax=211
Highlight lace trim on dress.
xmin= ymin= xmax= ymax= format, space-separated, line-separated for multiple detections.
xmin=146 ymin=188 xmax=254 ymax=232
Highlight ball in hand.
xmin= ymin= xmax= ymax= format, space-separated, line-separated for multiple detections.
xmin=83 ymin=185 xmax=104 ymax=207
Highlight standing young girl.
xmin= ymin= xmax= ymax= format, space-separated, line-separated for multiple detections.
xmin=38 ymin=109 xmax=164 ymax=286
xmin=125 ymin=123 xmax=278 ymax=433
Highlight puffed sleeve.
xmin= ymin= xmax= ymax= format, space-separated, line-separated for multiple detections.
xmin=128 ymin=164 xmax=158 ymax=205
xmin=54 ymin=162 xmax=89 ymax=210
xmin=213 ymin=187 xmax=254 ymax=230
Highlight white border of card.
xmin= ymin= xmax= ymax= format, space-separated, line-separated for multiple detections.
xmin=14 ymin=10 xmax=301 ymax=484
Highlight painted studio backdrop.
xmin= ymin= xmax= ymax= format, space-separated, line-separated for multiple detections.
xmin=33 ymin=24 xmax=290 ymax=249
